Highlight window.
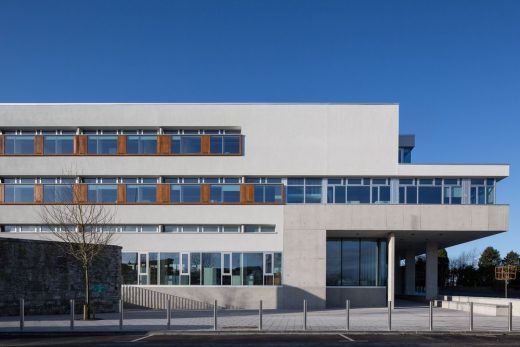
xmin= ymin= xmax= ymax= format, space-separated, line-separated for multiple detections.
xmin=120 ymin=251 xmax=282 ymax=287
xmin=126 ymin=135 xmax=157 ymax=154
xmin=4 ymin=135 xmax=35 ymax=154
xmin=181 ymin=253 xmax=190 ymax=284
xmin=359 ymin=240 xmax=377 ymax=286
xmin=347 ymin=179 xmax=370 ymax=204
xmin=399 ymin=147 xmax=412 ymax=163
xmin=443 ymin=179 xmax=462 ymax=204
xmin=43 ymin=184 xmax=73 ymax=203
xmin=327 ymin=179 xmax=346 ymax=204
xmin=127 ymin=185 xmax=156 ymax=203
xmin=159 ymin=253 xmax=180 ymax=285
xmin=341 ymin=240 xmax=359 ymax=286
xmin=287 ymin=178 xmax=322 ymax=203
xmin=138 ymin=253 xmax=148 ymax=285
xmin=399 ymin=179 xmax=417 ymax=204
xmin=327 ymin=239 xmax=387 ymax=287
xmin=232 ymin=253 xmax=242 ymax=285
xmin=244 ymin=225 xmax=275 ymax=233
xmin=222 ymin=225 xmax=241 ymax=233
xmin=43 ymin=136 xmax=74 ymax=154
xmin=87 ymin=184 xmax=117 ymax=203
xmin=210 ymin=135 xmax=241 ymax=154
xmin=172 ymin=136 xmax=201 ymax=154
xmin=471 ymin=178 xmax=495 ymax=204
xmin=190 ymin=253 xmax=201 ymax=285
xmin=4 ymin=184 xmax=34 ymax=203
xmin=371 ymin=179 xmax=391 ymax=204
xmin=418 ymin=179 xmax=442 ymax=204
xmin=254 ymin=185 xmax=283 ymax=203
xmin=122 ymin=252 xmax=138 ymax=285
xmin=202 ymin=253 xmax=222 ymax=285
xmin=87 ymin=135 xmax=118 ymax=154
xmin=243 ymin=253 xmax=263 ymax=286
xmin=326 ymin=240 xmax=342 ymax=286
xmin=171 ymin=185 xmax=200 ymax=203
xmin=222 ymin=253 xmax=231 ymax=285
xmin=210 ymin=185 xmax=240 ymax=203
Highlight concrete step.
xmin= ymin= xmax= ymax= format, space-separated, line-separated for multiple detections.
xmin=437 ymin=300 xmax=508 ymax=316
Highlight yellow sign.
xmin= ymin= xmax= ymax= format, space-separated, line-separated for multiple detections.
xmin=495 ymin=265 xmax=517 ymax=281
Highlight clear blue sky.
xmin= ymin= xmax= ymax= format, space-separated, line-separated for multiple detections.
xmin=0 ymin=0 xmax=518 ymax=260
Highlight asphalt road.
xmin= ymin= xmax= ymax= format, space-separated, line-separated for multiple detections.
xmin=2 ymin=333 xmax=520 ymax=347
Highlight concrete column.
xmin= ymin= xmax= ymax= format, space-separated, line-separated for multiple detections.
xmin=387 ymin=232 xmax=395 ymax=309
xmin=425 ymin=241 xmax=438 ymax=300
xmin=405 ymin=249 xmax=416 ymax=295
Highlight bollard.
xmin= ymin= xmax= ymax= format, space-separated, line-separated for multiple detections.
xmin=346 ymin=300 xmax=350 ymax=331
xmin=70 ymin=299 xmax=75 ymax=330
xmin=19 ymin=298 xmax=24 ymax=331
xmin=258 ymin=300 xmax=263 ymax=331
xmin=469 ymin=302 xmax=473 ymax=332
xmin=303 ymin=299 xmax=307 ymax=331
xmin=508 ymin=302 xmax=513 ymax=332
xmin=429 ymin=300 xmax=433 ymax=331
xmin=388 ymin=301 xmax=392 ymax=331
xmin=167 ymin=298 xmax=171 ymax=330
xmin=213 ymin=300 xmax=218 ymax=331
xmin=119 ymin=299 xmax=124 ymax=330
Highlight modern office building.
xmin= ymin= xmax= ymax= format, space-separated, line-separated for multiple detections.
xmin=0 ymin=104 xmax=509 ymax=309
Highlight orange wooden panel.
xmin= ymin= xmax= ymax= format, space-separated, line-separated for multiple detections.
xmin=34 ymin=184 xmax=43 ymax=203
xmin=34 ymin=135 xmax=44 ymax=155
xmin=201 ymin=135 xmax=211 ymax=155
xmin=74 ymin=135 xmax=88 ymax=155
xmin=247 ymin=184 xmax=255 ymax=202
xmin=117 ymin=184 xmax=126 ymax=204
xmin=240 ymin=184 xmax=247 ymax=203
xmin=240 ymin=184 xmax=254 ymax=203
xmin=117 ymin=135 xmax=127 ymax=155
xmin=156 ymin=184 xmax=171 ymax=203
xmin=0 ymin=184 xmax=4 ymax=203
xmin=0 ymin=135 xmax=4 ymax=155
xmin=73 ymin=184 xmax=88 ymax=203
xmin=157 ymin=135 xmax=171 ymax=155
xmin=200 ymin=184 xmax=210 ymax=203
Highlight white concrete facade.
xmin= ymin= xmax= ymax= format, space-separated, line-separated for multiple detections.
xmin=0 ymin=103 xmax=510 ymax=309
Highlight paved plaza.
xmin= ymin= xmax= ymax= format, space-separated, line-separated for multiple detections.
xmin=0 ymin=301 xmax=518 ymax=333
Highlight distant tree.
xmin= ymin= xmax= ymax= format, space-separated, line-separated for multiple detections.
xmin=478 ymin=247 xmax=501 ymax=287
xmin=438 ymin=249 xmax=449 ymax=287
xmin=448 ymin=249 xmax=479 ymax=287
xmin=503 ymin=251 xmax=520 ymax=266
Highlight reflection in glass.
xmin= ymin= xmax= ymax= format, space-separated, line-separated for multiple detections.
xmin=160 ymin=253 xmax=179 ymax=285
xmin=4 ymin=185 xmax=34 ymax=203
xmin=243 ymin=253 xmax=263 ymax=285
xmin=122 ymin=252 xmax=138 ymax=285
xmin=5 ymin=135 xmax=34 ymax=154
xmin=87 ymin=185 xmax=117 ymax=203
xmin=43 ymin=185 xmax=73 ymax=203
xmin=127 ymin=185 xmax=156 ymax=203
xmin=43 ymin=136 xmax=74 ymax=154
xmin=202 ymin=253 xmax=221 ymax=285
xmin=87 ymin=135 xmax=118 ymax=154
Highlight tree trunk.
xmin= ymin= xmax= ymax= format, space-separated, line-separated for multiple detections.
xmin=83 ymin=266 xmax=90 ymax=320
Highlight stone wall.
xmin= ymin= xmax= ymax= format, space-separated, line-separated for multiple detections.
xmin=0 ymin=238 xmax=121 ymax=316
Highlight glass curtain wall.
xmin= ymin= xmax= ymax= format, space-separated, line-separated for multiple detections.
xmin=326 ymin=239 xmax=387 ymax=287
xmin=122 ymin=251 xmax=282 ymax=286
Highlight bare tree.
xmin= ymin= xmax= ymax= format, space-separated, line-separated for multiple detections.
xmin=38 ymin=178 xmax=117 ymax=320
